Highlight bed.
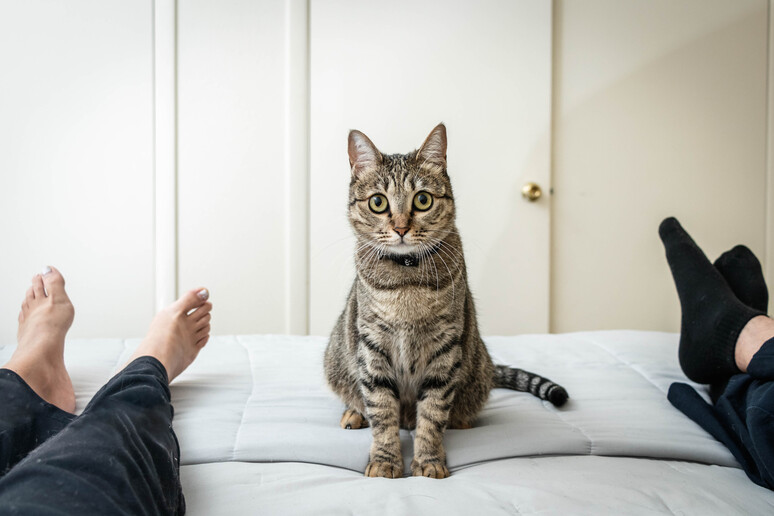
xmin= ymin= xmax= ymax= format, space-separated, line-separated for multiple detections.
xmin=3 ymin=331 xmax=774 ymax=514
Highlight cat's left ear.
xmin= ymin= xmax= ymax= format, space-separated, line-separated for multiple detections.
xmin=416 ymin=123 xmax=447 ymax=170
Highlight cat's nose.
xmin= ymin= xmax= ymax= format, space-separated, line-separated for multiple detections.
xmin=394 ymin=227 xmax=409 ymax=237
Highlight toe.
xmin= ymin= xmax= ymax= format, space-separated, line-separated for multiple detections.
xmin=177 ymin=288 xmax=209 ymax=314
xmin=41 ymin=266 xmax=66 ymax=297
xmin=715 ymin=245 xmax=756 ymax=268
xmin=196 ymin=323 xmax=211 ymax=337
xmin=190 ymin=301 xmax=212 ymax=321
xmin=658 ymin=216 xmax=682 ymax=240
xmin=26 ymin=286 xmax=35 ymax=303
xmin=728 ymin=245 xmax=758 ymax=265
xmin=194 ymin=312 xmax=211 ymax=330
xmin=32 ymin=274 xmax=46 ymax=298
xmin=196 ymin=334 xmax=210 ymax=348
xmin=658 ymin=217 xmax=700 ymax=248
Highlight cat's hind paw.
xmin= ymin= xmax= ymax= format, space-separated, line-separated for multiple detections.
xmin=411 ymin=460 xmax=450 ymax=479
xmin=365 ymin=461 xmax=403 ymax=478
xmin=340 ymin=409 xmax=369 ymax=429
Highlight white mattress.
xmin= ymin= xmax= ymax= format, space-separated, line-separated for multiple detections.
xmin=3 ymin=331 xmax=774 ymax=515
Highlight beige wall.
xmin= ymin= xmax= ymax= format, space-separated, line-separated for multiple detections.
xmin=551 ymin=0 xmax=770 ymax=333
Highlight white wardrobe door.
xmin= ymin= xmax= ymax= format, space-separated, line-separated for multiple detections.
xmin=0 ymin=0 xmax=155 ymax=341
xmin=177 ymin=0 xmax=293 ymax=335
xmin=309 ymin=0 xmax=553 ymax=336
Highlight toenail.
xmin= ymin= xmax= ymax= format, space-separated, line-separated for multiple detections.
xmin=197 ymin=288 xmax=209 ymax=300
xmin=42 ymin=266 xmax=52 ymax=275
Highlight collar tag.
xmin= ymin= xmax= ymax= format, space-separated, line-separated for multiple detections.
xmin=381 ymin=244 xmax=442 ymax=268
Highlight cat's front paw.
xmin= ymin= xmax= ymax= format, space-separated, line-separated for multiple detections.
xmin=365 ymin=461 xmax=403 ymax=479
xmin=411 ymin=460 xmax=450 ymax=479
xmin=340 ymin=409 xmax=369 ymax=429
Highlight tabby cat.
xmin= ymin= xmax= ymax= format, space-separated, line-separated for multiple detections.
xmin=324 ymin=123 xmax=568 ymax=479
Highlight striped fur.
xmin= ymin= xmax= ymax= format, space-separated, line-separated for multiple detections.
xmin=493 ymin=364 xmax=569 ymax=406
xmin=324 ymin=124 xmax=568 ymax=479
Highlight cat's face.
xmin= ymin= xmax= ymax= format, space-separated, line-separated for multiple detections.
xmin=347 ymin=124 xmax=455 ymax=257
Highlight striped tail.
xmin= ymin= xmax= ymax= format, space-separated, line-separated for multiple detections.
xmin=493 ymin=364 xmax=569 ymax=407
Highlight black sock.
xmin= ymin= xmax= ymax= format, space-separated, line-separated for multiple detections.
xmin=708 ymin=245 xmax=769 ymax=402
xmin=714 ymin=245 xmax=769 ymax=313
xmin=659 ymin=217 xmax=764 ymax=385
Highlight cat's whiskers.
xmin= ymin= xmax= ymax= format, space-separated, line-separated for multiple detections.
xmin=429 ymin=247 xmax=441 ymax=301
xmin=352 ymin=241 xmax=379 ymax=274
xmin=313 ymin=234 xmax=356 ymax=257
xmin=355 ymin=240 xmax=383 ymax=279
xmin=355 ymin=239 xmax=379 ymax=254
xmin=436 ymin=244 xmax=465 ymax=286
xmin=427 ymin=240 xmax=457 ymax=302
xmin=423 ymin=236 xmax=465 ymax=302
xmin=423 ymin=235 xmax=465 ymax=271
xmin=420 ymin=242 xmax=434 ymax=291
xmin=366 ymin=243 xmax=388 ymax=279
xmin=434 ymin=238 xmax=466 ymax=264
xmin=418 ymin=241 xmax=441 ymax=302
xmin=418 ymin=242 xmax=430 ymax=290
xmin=360 ymin=243 xmax=384 ymax=279
xmin=437 ymin=227 xmax=487 ymax=255
xmin=438 ymin=242 xmax=465 ymax=270
xmin=318 ymin=231 xmax=391 ymax=263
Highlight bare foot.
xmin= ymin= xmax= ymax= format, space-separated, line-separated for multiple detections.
xmin=127 ymin=288 xmax=212 ymax=382
xmin=3 ymin=266 xmax=76 ymax=413
xmin=735 ymin=315 xmax=774 ymax=372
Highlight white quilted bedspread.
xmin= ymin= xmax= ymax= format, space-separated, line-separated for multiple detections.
xmin=3 ymin=331 xmax=774 ymax=515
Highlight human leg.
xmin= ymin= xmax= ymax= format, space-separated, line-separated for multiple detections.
xmin=711 ymin=340 xmax=774 ymax=489
xmin=3 ymin=267 xmax=75 ymax=413
xmin=0 ymin=370 xmax=75 ymax=477
xmin=709 ymin=246 xmax=769 ymax=398
xmin=735 ymin=317 xmax=774 ymax=374
xmin=661 ymin=218 xmax=774 ymax=489
xmin=659 ymin=217 xmax=765 ymax=385
xmin=0 ymin=286 xmax=211 ymax=514
xmin=0 ymin=268 xmax=76 ymax=475
xmin=666 ymin=312 xmax=774 ymax=489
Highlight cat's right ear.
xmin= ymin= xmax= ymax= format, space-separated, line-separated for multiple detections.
xmin=348 ymin=130 xmax=382 ymax=177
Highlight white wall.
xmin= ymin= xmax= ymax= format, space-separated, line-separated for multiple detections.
xmin=0 ymin=0 xmax=156 ymax=343
xmin=176 ymin=0 xmax=297 ymax=335
xmin=1 ymin=0 xmax=772 ymax=342
xmin=308 ymin=0 xmax=554 ymax=335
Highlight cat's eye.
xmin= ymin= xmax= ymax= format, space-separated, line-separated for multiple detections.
xmin=369 ymin=194 xmax=389 ymax=213
xmin=413 ymin=191 xmax=433 ymax=211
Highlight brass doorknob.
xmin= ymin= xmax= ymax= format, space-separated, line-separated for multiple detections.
xmin=522 ymin=182 xmax=543 ymax=202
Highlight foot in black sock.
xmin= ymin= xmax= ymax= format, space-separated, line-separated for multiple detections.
xmin=709 ymin=245 xmax=769 ymax=402
xmin=714 ymin=245 xmax=769 ymax=313
xmin=659 ymin=217 xmax=765 ymax=385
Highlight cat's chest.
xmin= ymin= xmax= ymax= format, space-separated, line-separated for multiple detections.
xmin=368 ymin=287 xmax=454 ymax=325
xmin=386 ymin=330 xmax=428 ymax=399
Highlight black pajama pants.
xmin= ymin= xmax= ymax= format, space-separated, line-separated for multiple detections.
xmin=669 ymin=337 xmax=774 ymax=491
xmin=0 ymin=357 xmax=184 ymax=515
